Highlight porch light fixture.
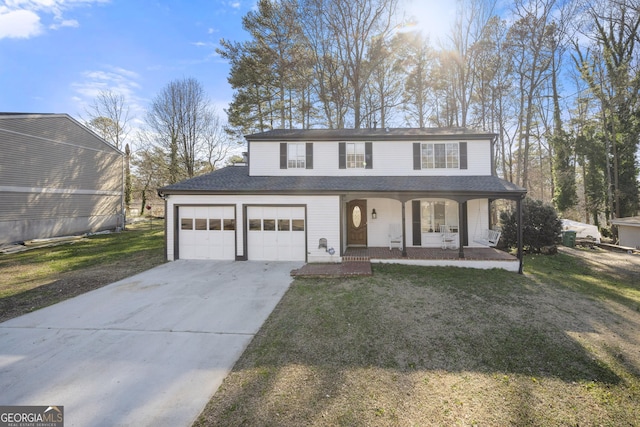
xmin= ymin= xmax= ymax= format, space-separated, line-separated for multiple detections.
xmin=372 ymin=209 xmax=377 ymax=219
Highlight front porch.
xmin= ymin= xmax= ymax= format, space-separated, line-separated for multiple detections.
xmin=291 ymin=246 xmax=519 ymax=277
xmin=342 ymin=193 xmax=524 ymax=273
xmin=345 ymin=246 xmax=518 ymax=271
xmin=344 ymin=246 xmax=516 ymax=262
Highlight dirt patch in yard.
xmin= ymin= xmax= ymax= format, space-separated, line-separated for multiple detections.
xmin=558 ymin=245 xmax=640 ymax=283
xmin=0 ymin=223 xmax=165 ymax=323
xmin=0 ymin=259 xmax=162 ymax=323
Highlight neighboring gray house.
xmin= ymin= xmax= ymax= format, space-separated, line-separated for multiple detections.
xmin=0 ymin=113 xmax=124 ymax=245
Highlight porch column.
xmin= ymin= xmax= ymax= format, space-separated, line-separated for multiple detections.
xmin=401 ymin=201 xmax=407 ymax=257
xmin=458 ymin=201 xmax=465 ymax=258
xmin=517 ymin=197 xmax=524 ymax=274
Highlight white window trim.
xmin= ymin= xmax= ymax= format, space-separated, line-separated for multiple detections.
xmin=346 ymin=142 xmax=366 ymax=169
xmin=287 ymin=143 xmax=306 ymax=169
xmin=421 ymin=142 xmax=459 ymax=169
xmin=420 ymin=200 xmax=459 ymax=233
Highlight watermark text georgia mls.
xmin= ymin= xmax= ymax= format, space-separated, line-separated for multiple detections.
xmin=0 ymin=406 xmax=63 ymax=427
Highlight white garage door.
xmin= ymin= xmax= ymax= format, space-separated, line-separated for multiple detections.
xmin=247 ymin=206 xmax=306 ymax=261
xmin=179 ymin=206 xmax=236 ymax=260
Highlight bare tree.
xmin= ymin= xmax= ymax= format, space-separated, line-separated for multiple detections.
xmin=444 ymin=0 xmax=497 ymax=128
xmin=573 ymin=0 xmax=640 ymax=219
xmin=145 ymin=78 xmax=212 ymax=183
xmin=401 ymin=32 xmax=434 ymax=128
xmin=201 ymin=109 xmax=237 ymax=172
xmin=506 ymin=0 xmax=557 ymax=190
xmin=84 ymin=89 xmax=130 ymax=151
xmin=320 ymin=0 xmax=399 ymax=128
xmin=84 ymin=89 xmax=132 ymax=215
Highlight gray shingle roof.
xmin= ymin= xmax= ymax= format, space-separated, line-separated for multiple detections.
xmin=159 ymin=166 xmax=526 ymax=198
xmin=246 ymin=127 xmax=495 ymax=141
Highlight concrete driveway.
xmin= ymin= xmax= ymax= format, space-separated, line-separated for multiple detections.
xmin=0 ymin=260 xmax=301 ymax=426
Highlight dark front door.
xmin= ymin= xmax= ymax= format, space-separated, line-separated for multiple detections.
xmin=347 ymin=199 xmax=367 ymax=246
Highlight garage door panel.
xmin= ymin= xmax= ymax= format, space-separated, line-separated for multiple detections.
xmin=179 ymin=206 xmax=236 ymax=260
xmin=247 ymin=206 xmax=306 ymax=261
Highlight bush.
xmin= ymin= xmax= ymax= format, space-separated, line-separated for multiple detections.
xmin=500 ymin=198 xmax=562 ymax=253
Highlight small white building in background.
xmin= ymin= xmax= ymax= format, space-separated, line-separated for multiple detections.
xmin=610 ymin=216 xmax=640 ymax=249
xmin=561 ymin=219 xmax=602 ymax=243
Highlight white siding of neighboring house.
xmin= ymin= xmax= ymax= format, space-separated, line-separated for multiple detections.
xmin=249 ymin=140 xmax=492 ymax=176
xmin=618 ymin=225 xmax=640 ymax=249
xmin=165 ymin=194 xmax=341 ymax=263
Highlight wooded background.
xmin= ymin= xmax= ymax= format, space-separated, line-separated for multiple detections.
xmin=85 ymin=0 xmax=640 ymax=230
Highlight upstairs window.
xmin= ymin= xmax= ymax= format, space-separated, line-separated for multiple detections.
xmin=423 ymin=143 xmax=458 ymax=168
xmin=347 ymin=142 xmax=366 ymax=168
xmin=287 ymin=143 xmax=306 ymax=168
xmin=280 ymin=143 xmax=313 ymax=169
xmin=339 ymin=142 xmax=373 ymax=169
xmin=414 ymin=142 xmax=467 ymax=170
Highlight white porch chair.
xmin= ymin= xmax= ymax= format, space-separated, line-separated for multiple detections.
xmin=439 ymin=225 xmax=457 ymax=250
xmin=388 ymin=223 xmax=403 ymax=250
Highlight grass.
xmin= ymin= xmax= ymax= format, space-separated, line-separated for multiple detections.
xmin=2 ymin=228 xmax=638 ymax=425
xmin=0 ymin=220 xmax=165 ymax=322
xmin=195 ymin=254 xmax=640 ymax=426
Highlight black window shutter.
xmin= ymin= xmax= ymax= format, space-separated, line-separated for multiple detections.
xmin=339 ymin=142 xmax=346 ymax=169
xmin=305 ymin=143 xmax=313 ymax=169
xmin=462 ymin=202 xmax=469 ymax=246
xmin=280 ymin=143 xmax=287 ymax=169
xmin=413 ymin=143 xmax=421 ymax=170
xmin=412 ymin=200 xmax=421 ymax=246
xmin=459 ymin=142 xmax=467 ymax=169
xmin=365 ymin=142 xmax=373 ymax=169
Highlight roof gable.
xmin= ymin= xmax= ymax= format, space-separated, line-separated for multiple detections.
xmin=611 ymin=216 xmax=640 ymax=227
xmin=0 ymin=113 xmax=122 ymax=155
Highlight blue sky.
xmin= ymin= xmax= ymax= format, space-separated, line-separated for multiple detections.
xmin=0 ymin=0 xmax=455 ymax=127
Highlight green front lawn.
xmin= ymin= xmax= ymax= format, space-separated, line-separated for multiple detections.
xmin=196 ymin=253 xmax=640 ymax=426
xmin=0 ymin=221 xmax=165 ymax=321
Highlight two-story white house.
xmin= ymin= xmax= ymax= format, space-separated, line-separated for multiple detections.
xmin=158 ymin=128 xmax=527 ymax=272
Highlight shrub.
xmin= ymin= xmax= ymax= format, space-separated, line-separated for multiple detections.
xmin=500 ymin=198 xmax=562 ymax=253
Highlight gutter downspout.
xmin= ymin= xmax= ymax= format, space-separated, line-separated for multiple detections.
xmin=121 ymin=152 xmax=125 ymax=230
xmin=517 ymin=196 xmax=524 ymax=274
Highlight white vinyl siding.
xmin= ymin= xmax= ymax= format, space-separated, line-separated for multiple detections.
xmin=616 ymin=225 xmax=640 ymax=249
xmin=249 ymin=140 xmax=491 ymax=176
xmin=165 ymin=194 xmax=341 ymax=263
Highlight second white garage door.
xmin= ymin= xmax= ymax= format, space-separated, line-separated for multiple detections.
xmin=247 ymin=206 xmax=306 ymax=261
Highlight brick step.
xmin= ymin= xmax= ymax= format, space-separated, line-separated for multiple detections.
xmin=341 ymin=256 xmax=371 ymax=262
